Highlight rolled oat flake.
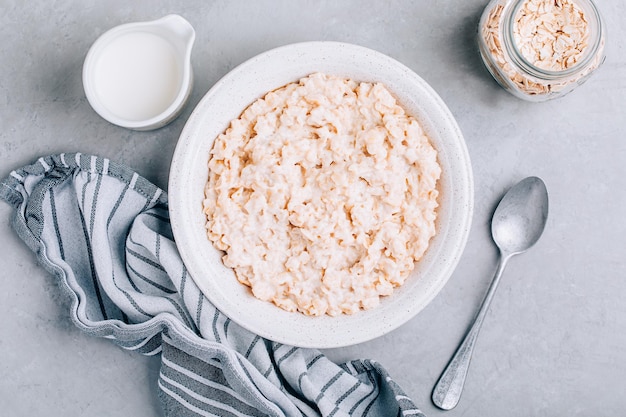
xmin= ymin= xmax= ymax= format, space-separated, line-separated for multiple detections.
xmin=478 ymin=0 xmax=606 ymax=101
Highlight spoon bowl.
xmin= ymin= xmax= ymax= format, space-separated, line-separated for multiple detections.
xmin=492 ymin=177 xmax=549 ymax=255
xmin=432 ymin=176 xmax=549 ymax=410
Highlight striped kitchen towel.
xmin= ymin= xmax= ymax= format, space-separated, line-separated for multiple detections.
xmin=0 ymin=153 xmax=425 ymax=417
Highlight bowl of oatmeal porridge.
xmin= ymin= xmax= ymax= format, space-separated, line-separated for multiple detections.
xmin=169 ymin=41 xmax=473 ymax=348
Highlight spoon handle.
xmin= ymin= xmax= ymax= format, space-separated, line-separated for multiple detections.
xmin=432 ymin=254 xmax=510 ymax=410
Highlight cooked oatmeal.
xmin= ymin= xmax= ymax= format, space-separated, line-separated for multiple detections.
xmin=203 ymin=73 xmax=441 ymax=316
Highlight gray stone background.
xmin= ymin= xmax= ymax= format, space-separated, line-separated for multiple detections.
xmin=1 ymin=1 xmax=625 ymax=416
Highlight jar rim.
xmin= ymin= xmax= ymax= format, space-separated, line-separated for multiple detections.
xmin=503 ymin=0 xmax=605 ymax=79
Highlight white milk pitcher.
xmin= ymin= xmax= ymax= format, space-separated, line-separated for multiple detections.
xmin=83 ymin=15 xmax=196 ymax=130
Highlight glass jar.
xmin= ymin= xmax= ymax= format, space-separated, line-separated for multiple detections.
xmin=478 ymin=0 xmax=606 ymax=102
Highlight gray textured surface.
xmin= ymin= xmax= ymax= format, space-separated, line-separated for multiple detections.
xmin=1 ymin=1 xmax=625 ymax=416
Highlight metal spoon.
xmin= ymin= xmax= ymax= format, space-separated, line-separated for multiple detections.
xmin=432 ymin=176 xmax=549 ymax=410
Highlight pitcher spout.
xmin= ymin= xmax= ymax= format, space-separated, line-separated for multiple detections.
xmin=155 ymin=14 xmax=196 ymax=47
xmin=154 ymin=14 xmax=196 ymax=55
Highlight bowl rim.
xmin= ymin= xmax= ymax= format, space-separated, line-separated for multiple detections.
xmin=168 ymin=41 xmax=474 ymax=348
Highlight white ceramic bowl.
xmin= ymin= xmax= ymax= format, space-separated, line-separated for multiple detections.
xmin=169 ymin=41 xmax=473 ymax=348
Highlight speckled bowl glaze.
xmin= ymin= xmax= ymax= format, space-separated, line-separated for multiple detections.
xmin=169 ymin=41 xmax=474 ymax=348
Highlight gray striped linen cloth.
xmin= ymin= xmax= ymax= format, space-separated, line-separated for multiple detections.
xmin=1 ymin=153 xmax=425 ymax=417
